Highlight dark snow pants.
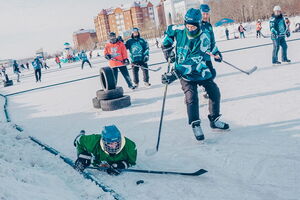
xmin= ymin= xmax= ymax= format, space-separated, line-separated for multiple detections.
xmin=272 ymin=37 xmax=288 ymax=63
xmin=180 ymin=78 xmax=221 ymax=124
xmin=112 ymin=66 xmax=133 ymax=88
xmin=81 ymin=60 xmax=92 ymax=69
xmin=35 ymin=69 xmax=41 ymax=82
xmin=132 ymin=61 xmax=149 ymax=84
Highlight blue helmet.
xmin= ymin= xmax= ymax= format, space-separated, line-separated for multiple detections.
xmin=101 ymin=125 xmax=122 ymax=154
xmin=184 ymin=8 xmax=202 ymax=27
xmin=200 ymin=4 xmax=210 ymax=13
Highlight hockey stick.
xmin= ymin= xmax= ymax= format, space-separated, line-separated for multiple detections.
xmin=129 ymin=64 xmax=162 ymax=72
xmin=222 ymin=60 xmax=257 ymax=75
xmin=206 ymin=52 xmax=257 ymax=75
xmin=87 ymin=166 xmax=207 ymax=176
xmin=109 ymin=58 xmax=162 ymax=72
xmin=145 ymin=59 xmax=171 ymax=156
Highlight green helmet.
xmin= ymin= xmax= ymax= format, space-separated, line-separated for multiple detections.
xmin=184 ymin=8 xmax=202 ymax=37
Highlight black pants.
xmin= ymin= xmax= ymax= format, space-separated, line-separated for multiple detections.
xmin=81 ymin=60 xmax=92 ymax=69
xmin=181 ymin=79 xmax=221 ymax=124
xmin=272 ymin=37 xmax=288 ymax=63
xmin=35 ymin=69 xmax=41 ymax=82
xmin=112 ymin=66 xmax=133 ymax=88
xmin=256 ymin=30 xmax=261 ymax=38
xmin=132 ymin=61 xmax=149 ymax=84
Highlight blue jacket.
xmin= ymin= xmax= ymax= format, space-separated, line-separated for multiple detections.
xmin=80 ymin=52 xmax=89 ymax=61
xmin=33 ymin=59 xmax=43 ymax=70
xmin=270 ymin=14 xmax=287 ymax=40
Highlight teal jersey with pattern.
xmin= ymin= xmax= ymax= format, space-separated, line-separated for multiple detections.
xmin=201 ymin=21 xmax=219 ymax=61
xmin=270 ymin=14 xmax=287 ymax=39
xmin=125 ymin=37 xmax=149 ymax=63
xmin=162 ymin=24 xmax=212 ymax=81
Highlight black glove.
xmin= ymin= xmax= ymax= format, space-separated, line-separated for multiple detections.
xmin=123 ymin=59 xmax=130 ymax=65
xmin=74 ymin=153 xmax=91 ymax=172
xmin=105 ymin=54 xmax=112 ymax=60
xmin=143 ymin=55 xmax=149 ymax=63
xmin=162 ymin=46 xmax=175 ymax=63
xmin=106 ymin=161 xmax=128 ymax=176
xmin=213 ymin=51 xmax=223 ymax=63
xmin=286 ymin=31 xmax=291 ymax=38
xmin=161 ymin=70 xmax=179 ymax=85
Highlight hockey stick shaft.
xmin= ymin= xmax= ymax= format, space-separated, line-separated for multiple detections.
xmin=87 ymin=167 xmax=207 ymax=176
xmin=222 ymin=60 xmax=257 ymax=75
xmin=155 ymin=59 xmax=171 ymax=152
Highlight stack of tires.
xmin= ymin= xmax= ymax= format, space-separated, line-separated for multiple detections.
xmin=92 ymin=67 xmax=131 ymax=111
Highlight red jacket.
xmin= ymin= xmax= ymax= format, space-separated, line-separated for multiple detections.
xmin=55 ymin=57 xmax=61 ymax=63
xmin=104 ymin=41 xmax=128 ymax=67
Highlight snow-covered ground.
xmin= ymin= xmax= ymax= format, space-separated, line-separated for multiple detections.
xmin=1 ymin=30 xmax=300 ymax=199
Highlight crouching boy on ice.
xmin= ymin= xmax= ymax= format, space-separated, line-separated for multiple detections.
xmin=74 ymin=125 xmax=137 ymax=175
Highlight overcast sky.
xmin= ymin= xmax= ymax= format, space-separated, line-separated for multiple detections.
xmin=0 ymin=0 xmax=159 ymax=59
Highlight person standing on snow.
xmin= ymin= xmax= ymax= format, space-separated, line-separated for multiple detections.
xmin=270 ymin=5 xmax=291 ymax=65
xmin=13 ymin=60 xmax=21 ymax=82
xmin=32 ymin=57 xmax=43 ymax=82
xmin=125 ymin=28 xmax=151 ymax=88
xmin=161 ymin=8 xmax=229 ymax=141
xmin=80 ymin=50 xmax=92 ymax=69
xmin=73 ymin=125 xmax=137 ymax=175
xmin=104 ymin=32 xmax=136 ymax=90
xmin=238 ymin=23 xmax=246 ymax=38
xmin=225 ymin=28 xmax=229 ymax=40
xmin=55 ymin=55 xmax=62 ymax=68
xmin=26 ymin=62 xmax=30 ymax=70
xmin=256 ymin=19 xmax=262 ymax=38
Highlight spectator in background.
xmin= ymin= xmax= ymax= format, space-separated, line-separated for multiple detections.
xmin=285 ymin=18 xmax=291 ymax=32
xmin=26 ymin=62 xmax=30 ymax=70
xmin=32 ymin=57 xmax=43 ymax=82
xmin=89 ymin=51 xmax=93 ymax=59
xmin=256 ymin=19 xmax=262 ymax=38
xmin=55 ymin=55 xmax=62 ymax=68
xmin=238 ymin=23 xmax=246 ymax=38
xmin=13 ymin=60 xmax=21 ymax=82
xmin=80 ymin=50 xmax=92 ymax=69
xmin=225 ymin=28 xmax=229 ymax=40
xmin=43 ymin=60 xmax=50 ymax=69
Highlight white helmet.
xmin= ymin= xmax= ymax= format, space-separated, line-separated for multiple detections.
xmin=273 ymin=5 xmax=281 ymax=12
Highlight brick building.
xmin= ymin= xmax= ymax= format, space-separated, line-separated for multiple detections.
xmin=73 ymin=29 xmax=98 ymax=51
xmin=156 ymin=0 xmax=167 ymax=32
xmin=94 ymin=1 xmax=156 ymax=44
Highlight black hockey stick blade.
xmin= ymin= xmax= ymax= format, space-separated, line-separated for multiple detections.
xmin=246 ymin=66 xmax=258 ymax=75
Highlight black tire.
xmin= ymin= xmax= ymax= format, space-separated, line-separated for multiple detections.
xmin=92 ymin=97 xmax=101 ymax=109
xmin=100 ymin=67 xmax=116 ymax=90
xmin=100 ymin=95 xmax=131 ymax=111
xmin=96 ymin=87 xmax=124 ymax=100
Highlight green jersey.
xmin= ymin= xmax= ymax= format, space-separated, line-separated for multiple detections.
xmin=201 ymin=21 xmax=219 ymax=61
xmin=76 ymin=134 xmax=137 ymax=167
xmin=125 ymin=37 xmax=149 ymax=63
xmin=162 ymin=24 xmax=212 ymax=81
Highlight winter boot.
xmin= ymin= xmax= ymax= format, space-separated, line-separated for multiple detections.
xmin=272 ymin=61 xmax=281 ymax=65
xmin=144 ymin=82 xmax=151 ymax=87
xmin=282 ymin=59 xmax=291 ymax=63
xmin=191 ymin=120 xmax=205 ymax=141
xmin=208 ymin=114 xmax=230 ymax=130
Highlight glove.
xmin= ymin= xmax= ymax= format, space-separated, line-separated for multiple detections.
xmin=161 ymin=70 xmax=179 ymax=85
xmin=162 ymin=46 xmax=175 ymax=63
xmin=74 ymin=153 xmax=91 ymax=172
xmin=105 ymin=54 xmax=112 ymax=60
xmin=106 ymin=161 xmax=128 ymax=176
xmin=213 ymin=51 xmax=223 ymax=63
xmin=143 ymin=55 xmax=149 ymax=63
xmin=123 ymin=59 xmax=130 ymax=65
xmin=286 ymin=31 xmax=291 ymax=38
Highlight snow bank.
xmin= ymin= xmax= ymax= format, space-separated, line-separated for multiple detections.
xmin=0 ymin=97 xmax=112 ymax=200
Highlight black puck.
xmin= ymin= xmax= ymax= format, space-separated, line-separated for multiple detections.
xmin=136 ymin=180 xmax=144 ymax=185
